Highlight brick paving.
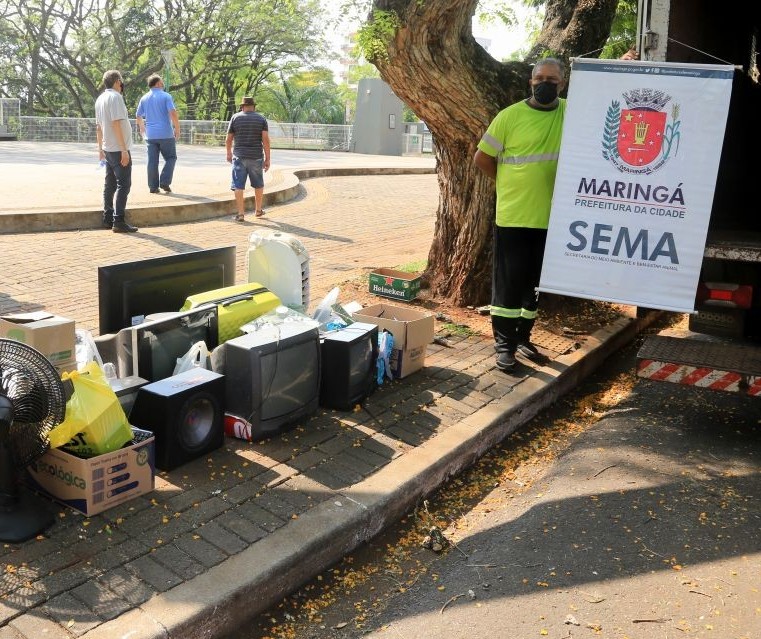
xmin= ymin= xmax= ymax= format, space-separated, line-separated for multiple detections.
xmin=0 ymin=146 xmax=638 ymax=638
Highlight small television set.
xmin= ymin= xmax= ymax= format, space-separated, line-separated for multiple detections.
xmin=98 ymin=246 xmax=236 ymax=334
xmin=319 ymin=322 xmax=378 ymax=410
xmin=213 ymin=321 xmax=320 ymax=440
xmin=115 ymin=306 xmax=219 ymax=383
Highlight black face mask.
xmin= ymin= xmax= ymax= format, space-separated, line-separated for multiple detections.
xmin=532 ymin=81 xmax=559 ymax=105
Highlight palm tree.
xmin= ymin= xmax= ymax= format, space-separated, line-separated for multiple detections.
xmin=262 ymin=71 xmax=344 ymax=124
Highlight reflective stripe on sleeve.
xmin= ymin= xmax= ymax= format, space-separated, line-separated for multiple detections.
xmin=520 ymin=308 xmax=539 ymax=319
xmin=481 ymin=133 xmax=504 ymax=154
xmin=499 ymin=152 xmax=559 ymax=165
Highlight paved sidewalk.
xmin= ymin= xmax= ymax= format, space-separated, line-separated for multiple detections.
xmin=0 ymin=142 xmax=435 ymax=233
xmin=0 ymin=144 xmax=656 ymax=639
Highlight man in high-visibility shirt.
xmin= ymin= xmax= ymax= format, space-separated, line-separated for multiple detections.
xmin=474 ymin=58 xmax=566 ymax=371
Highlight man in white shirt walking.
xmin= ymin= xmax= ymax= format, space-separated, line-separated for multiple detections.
xmin=95 ymin=69 xmax=138 ymax=233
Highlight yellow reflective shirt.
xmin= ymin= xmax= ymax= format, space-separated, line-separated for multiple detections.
xmin=477 ymin=98 xmax=566 ymax=229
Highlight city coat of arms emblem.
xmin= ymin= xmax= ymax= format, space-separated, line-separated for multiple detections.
xmin=602 ymin=88 xmax=681 ymax=175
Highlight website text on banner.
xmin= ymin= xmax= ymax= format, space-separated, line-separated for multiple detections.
xmin=538 ymin=59 xmax=734 ymax=313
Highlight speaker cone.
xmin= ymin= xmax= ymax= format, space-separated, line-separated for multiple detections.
xmin=179 ymin=395 xmax=218 ymax=451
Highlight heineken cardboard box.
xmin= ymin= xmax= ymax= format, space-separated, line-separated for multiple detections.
xmin=352 ymin=303 xmax=434 ymax=378
xmin=26 ymin=428 xmax=155 ymax=516
xmin=0 ymin=311 xmax=76 ymax=368
xmin=368 ymin=268 xmax=421 ymax=302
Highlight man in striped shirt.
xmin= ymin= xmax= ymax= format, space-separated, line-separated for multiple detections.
xmin=226 ymin=96 xmax=271 ymax=222
xmin=474 ymin=58 xmax=566 ymax=371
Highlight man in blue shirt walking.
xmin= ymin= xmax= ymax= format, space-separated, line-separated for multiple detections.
xmin=136 ymin=74 xmax=180 ymax=193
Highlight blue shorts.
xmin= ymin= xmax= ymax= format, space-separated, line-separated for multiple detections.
xmin=231 ymin=157 xmax=264 ymax=190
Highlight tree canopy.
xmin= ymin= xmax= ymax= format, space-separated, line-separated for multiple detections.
xmin=0 ymin=0 xmax=330 ymax=119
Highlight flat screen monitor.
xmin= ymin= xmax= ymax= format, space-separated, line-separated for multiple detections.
xmin=319 ymin=322 xmax=378 ymax=410
xmin=115 ymin=306 xmax=219 ymax=383
xmin=213 ymin=321 xmax=320 ymax=440
xmin=98 ymin=246 xmax=236 ymax=334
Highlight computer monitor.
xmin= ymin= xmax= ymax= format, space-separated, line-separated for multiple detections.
xmin=98 ymin=246 xmax=236 ymax=334
xmin=319 ymin=323 xmax=378 ymax=410
xmin=213 ymin=322 xmax=320 ymax=440
xmin=115 ymin=306 xmax=219 ymax=383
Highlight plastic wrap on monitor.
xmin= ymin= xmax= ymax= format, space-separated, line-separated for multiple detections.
xmin=240 ymin=305 xmax=319 ymax=334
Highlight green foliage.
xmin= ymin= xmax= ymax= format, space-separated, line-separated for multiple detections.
xmin=0 ymin=0 xmax=329 ymax=119
xmin=402 ymin=105 xmax=419 ymax=123
xmin=601 ymin=0 xmax=638 ymax=59
xmin=348 ymin=62 xmax=380 ymax=84
xmin=259 ymin=70 xmax=345 ymax=124
xmin=356 ymin=9 xmax=401 ymax=63
xmin=476 ymin=0 xmax=517 ymax=29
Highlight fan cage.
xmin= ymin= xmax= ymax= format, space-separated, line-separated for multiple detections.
xmin=0 ymin=339 xmax=67 ymax=469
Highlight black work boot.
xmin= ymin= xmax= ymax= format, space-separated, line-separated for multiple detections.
xmin=516 ymin=317 xmax=547 ymax=363
xmin=495 ymin=350 xmax=516 ymax=371
xmin=492 ymin=315 xmax=518 ymax=371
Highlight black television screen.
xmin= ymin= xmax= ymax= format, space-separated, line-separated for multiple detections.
xmin=98 ymin=246 xmax=236 ymax=334
xmin=215 ymin=321 xmax=321 ymax=440
xmin=115 ymin=306 xmax=219 ymax=382
xmin=319 ymin=322 xmax=378 ymax=410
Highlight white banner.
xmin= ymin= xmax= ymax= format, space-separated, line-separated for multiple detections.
xmin=538 ymin=59 xmax=734 ymax=313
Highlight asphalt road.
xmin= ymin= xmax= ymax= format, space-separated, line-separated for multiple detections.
xmin=230 ymin=328 xmax=761 ymax=639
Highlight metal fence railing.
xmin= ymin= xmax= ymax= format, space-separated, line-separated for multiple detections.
xmin=17 ymin=116 xmax=353 ymax=151
xmin=0 ymin=98 xmax=21 ymax=138
xmin=403 ymin=132 xmax=435 ymax=156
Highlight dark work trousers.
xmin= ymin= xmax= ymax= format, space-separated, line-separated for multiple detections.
xmin=491 ymin=225 xmax=548 ymax=353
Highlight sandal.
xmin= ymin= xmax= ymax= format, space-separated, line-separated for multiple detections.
xmin=233 ymin=213 xmax=245 ymax=223
xmin=255 ymin=209 xmax=266 ymax=217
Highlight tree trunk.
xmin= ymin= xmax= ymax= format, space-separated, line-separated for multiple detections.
xmin=369 ymin=0 xmax=618 ymax=306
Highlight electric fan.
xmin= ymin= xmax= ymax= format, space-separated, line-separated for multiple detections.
xmin=0 ymin=338 xmax=67 ymax=542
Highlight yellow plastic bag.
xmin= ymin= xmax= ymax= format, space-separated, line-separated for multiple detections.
xmin=48 ymin=362 xmax=132 ymax=457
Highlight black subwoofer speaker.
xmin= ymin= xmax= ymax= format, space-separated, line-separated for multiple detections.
xmin=129 ymin=368 xmax=225 ymax=471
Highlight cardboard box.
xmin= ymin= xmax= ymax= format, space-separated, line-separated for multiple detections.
xmin=352 ymin=303 xmax=435 ymax=378
xmin=368 ymin=268 xmax=422 ymax=302
xmin=56 ymin=360 xmax=78 ymax=376
xmin=0 ymin=311 xmax=75 ymax=366
xmin=26 ymin=428 xmax=155 ymax=516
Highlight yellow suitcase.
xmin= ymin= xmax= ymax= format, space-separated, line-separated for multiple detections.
xmin=181 ymin=282 xmax=281 ymax=343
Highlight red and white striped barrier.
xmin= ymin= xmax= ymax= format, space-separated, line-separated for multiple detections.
xmin=637 ymin=359 xmax=745 ymax=393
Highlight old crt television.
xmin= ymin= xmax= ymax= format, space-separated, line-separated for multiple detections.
xmin=213 ymin=322 xmax=320 ymax=440
xmin=319 ymin=322 xmax=378 ymax=410
xmin=115 ymin=306 xmax=219 ymax=382
xmin=98 ymin=246 xmax=235 ymax=334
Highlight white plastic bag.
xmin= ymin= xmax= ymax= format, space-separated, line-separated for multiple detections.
xmin=75 ymin=328 xmax=104 ymax=371
xmin=173 ymin=341 xmax=210 ymax=375
xmin=311 ymin=286 xmax=339 ymax=326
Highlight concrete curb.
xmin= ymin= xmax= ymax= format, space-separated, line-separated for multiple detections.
xmin=0 ymin=166 xmax=436 ymax=234
xmin=80 ymin=310 xmax=660 ymax=639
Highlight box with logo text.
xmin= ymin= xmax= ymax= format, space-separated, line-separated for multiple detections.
xmin=368 ymin=268 xmax=422 ymax=302
xmin=26 ymin=428 xmax=155 ymax=516
xmin=0 ymin=311 xmax=76 ymax=367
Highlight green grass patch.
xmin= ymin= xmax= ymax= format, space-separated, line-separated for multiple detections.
xmin=439 ymin=322 xmax=475 ymax=337
xmin=396 ymin=260 xmax=427 ymax=273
